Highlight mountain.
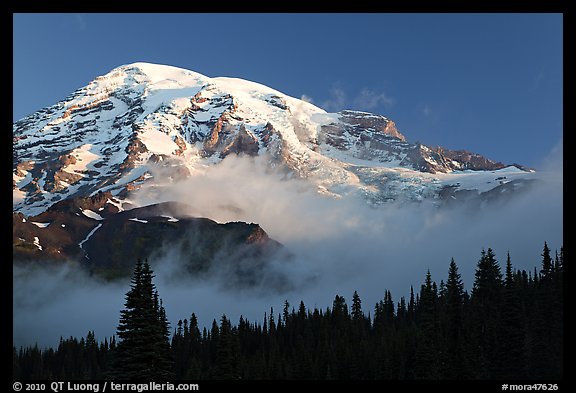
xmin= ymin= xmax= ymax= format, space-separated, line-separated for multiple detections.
xmin=13 ymin=62 xmax=536 ymax=217
xmin=13 ymin=191 xmax=286 ymax=287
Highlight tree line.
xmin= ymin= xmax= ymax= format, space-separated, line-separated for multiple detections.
xmin=13 ymin=243 xmax=563 ymax=380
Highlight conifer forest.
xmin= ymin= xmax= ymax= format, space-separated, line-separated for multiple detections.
xmin=13 ymin=243 xmax=563 ymax=380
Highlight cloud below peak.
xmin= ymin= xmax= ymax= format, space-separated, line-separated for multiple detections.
xmin=13 ymin=154 xmax=562 ymax=349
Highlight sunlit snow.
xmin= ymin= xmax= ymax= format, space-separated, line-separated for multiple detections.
xmin=31 ymin=222 xmax=51 ymax=228
xmin=81 ymin=210 xmax=104 ymax=220
xmin=33 ymin=236 xmax=42 ymax=251
xmin=13 ymin=62 xmax=539 ymax=217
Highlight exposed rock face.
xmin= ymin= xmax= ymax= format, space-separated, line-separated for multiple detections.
xmin=438 ymin=178 xmax=538 ymax=207
xmin=13 ymin=196 xmax=284 ymax=286
xmin=13 ymin=62 xmax=533 ymax=217
xmin=15 ymin=161 xmax=35 ymax=177
xmin=120 ymin=136 xmax=148 ymax=170
xmin=338 ymin=110 xmax=406 ymax=141
xmin=319 ymin=111 xmax=409 ymax=164
xmin=82 ymin=204 xmax=281 ymax=278
xmin=431 ymin=147 xmax=506 ymax=171
xmin=318 ymin=112 xmax=509 ymax=174
xmin=46 ymin=191 xmax=119 ymax=216
xmin=221 ymin=125 xmax=260 ymax=157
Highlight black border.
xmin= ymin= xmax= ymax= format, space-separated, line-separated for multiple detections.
xmin=8 ymin=1 xmax=569 ymax=390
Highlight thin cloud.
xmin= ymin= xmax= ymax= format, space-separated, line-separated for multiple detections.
xmin=423 ymin=104 xmax=433 ymax=117
xmin=320 ymin=84 xmax=395 ymax=113
xmin=320 ymin=84 xmax=347 ymax=112
xmin=353 ymin=88 xmax=395 ymax=110
xmin=530 ymin=70 xmax=544 ymax=91
xmin=74 ymin=14 xmax=87 ymax=32
xmin=538 ymin=136 xmax=563 ymax=175
xmin=14 ymin=154 xmax=562 ymax=348
xmin=300 ymin=94 xmax=314 ymax=104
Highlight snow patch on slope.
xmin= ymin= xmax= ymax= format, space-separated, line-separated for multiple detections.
xmin=13 ymin=62 xmax=537 ymax=216
xmin=81 ymin=210 xmax=104 ymax=220
xmin=78 ymin=224 xmax=103 ymax=249
xmin=31 ymin=222 xmax=51 ymax=228
xmin=435 ymin=166 xmax=537 ymax=193
xmin=64 ymin=144 xmax=102 ymax=174
xmin=33 ymin=237 xmax=42 ymax=250
xmin=138 ymin=125 xmax=179 ymax=155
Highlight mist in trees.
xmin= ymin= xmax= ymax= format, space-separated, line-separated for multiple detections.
xmin=13 ymin=243 xmax=563 ymax=380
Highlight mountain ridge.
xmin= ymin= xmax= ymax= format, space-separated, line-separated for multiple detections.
xmin=13 ymin=62 xmax=536 ymax=217
xmin=13 ymin=192 xmax=286 ymax=285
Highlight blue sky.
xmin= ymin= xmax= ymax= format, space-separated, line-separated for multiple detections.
xmin=13 ymin=13 xmax=562 ymax=168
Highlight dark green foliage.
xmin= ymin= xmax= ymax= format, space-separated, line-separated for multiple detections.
xmin=540 ymin=242 xmax=553 ymax=278
xmin=469 ymin=248 xmax=504 ymax=378
xmin=212 ymin=315 xmax=240 ymax=379
xmin=351 ymin=291 xmax=362 ymax=322
xmin=525 ymin=243 xmax=563 ymax=379
xmin=414 ymin=270 xmax=441 ymax=379
xmin=110 ymin=259 xmax=174 ymax=379
xmin=442 ymin=258 xmax=468 ymax=379
xmin=499 ymin=253 xmax=526 ymax=378
xmin=14 ymin=244 xmax=563 ymax=380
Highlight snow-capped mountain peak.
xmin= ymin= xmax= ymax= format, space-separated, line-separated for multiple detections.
xmin=13 ymin=62 xmax=535 ymax=216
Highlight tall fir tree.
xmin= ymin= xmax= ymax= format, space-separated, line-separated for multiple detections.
xmin=414 ymin=270 xmax=441 ymax=379
xmin=470 ymin=248 xmax=503 ymax=378
xmin=527 ymin=243 xmax=563 ymax=379
xmin=213 ymin=315 xmax=240 ymax=379
xmin=442 ymin=258 xmax=468 ymax=379
xmin=499 ymin=253 xmax=526 ymax=379
xmin=111 ymin=259 xmax=173 ymax=379
xmin=351 ymin=291 xmax=363 ymax=322
xmin=13 ymin=243 xmax=563 ymax=381
xmin=540 ymin=242 xmax=553 ymax=279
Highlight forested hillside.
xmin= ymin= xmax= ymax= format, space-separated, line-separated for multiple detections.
xmin=13 ymin=243 xmax=563 ymax=380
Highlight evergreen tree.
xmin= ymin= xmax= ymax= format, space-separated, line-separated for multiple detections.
xmin=540 ymin=241 xmax=553 ymax=279
xmin=13 ymin=347 xmax=21 ymax=379
xmin=407 ymin=286 xmax=416 ymax=323
xmin=470 ymin=248 xmax=503 ymax=378
xmin=84 ymin=331 xmax=100 ymax=378
xmin=443 ymin=258 xmax=467 ymax=379
xmin=527 ymin=243 xmax=563 ymax=379
xmin=554 ymin=247 xmax=563 ymax=273
xmin=111 ymin=259 xmax=173 ymax=379
xmin=213 ymin=315 xmax=240 ymax=379
xmin=351 ymin=291 xmax=363 ymax=322
xmin=414 ymin=270 xmax=441 ymax=379
xmin=13 ymin=244 xmax=563 ymax=381
xmin=155 ymin=295 xmax=173 ymax=375
xmin=499 ymin=253 xmax=526 ymax=379
xmin=551 ymin=246 xmax=563 ymax=378
xmin=282 ymin=300 xmax=290 ymax=324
